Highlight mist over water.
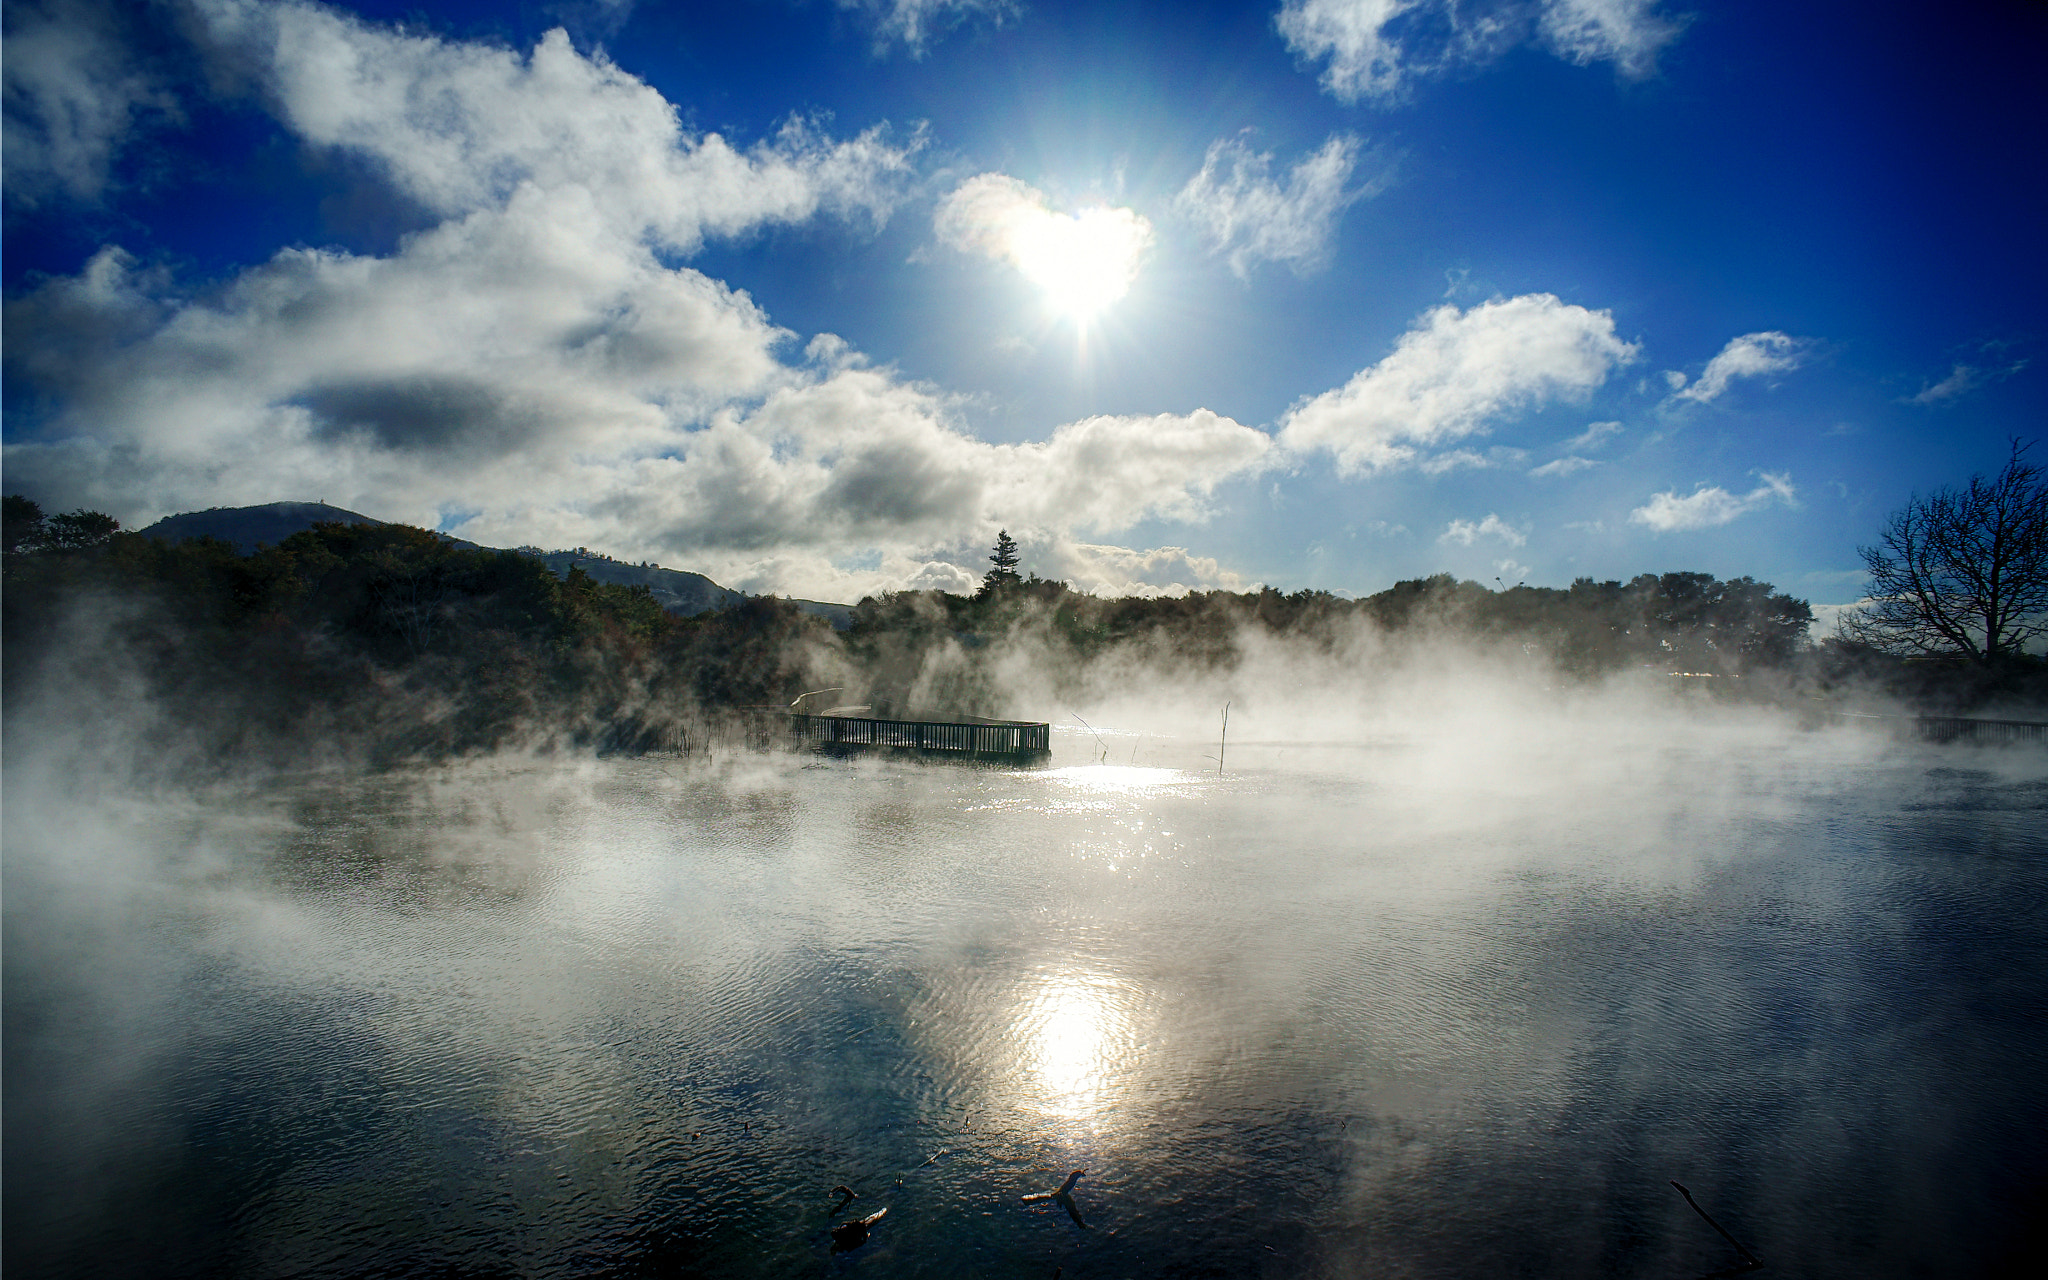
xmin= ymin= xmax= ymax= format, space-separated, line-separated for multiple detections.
xmin=6 ymin=711 xmax=2047 ymax=1278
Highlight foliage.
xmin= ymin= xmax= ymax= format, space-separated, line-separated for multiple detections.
xmin=2 ymin=510 xmax=841 ymax=769
xmin=3 ymin=494 xmax=46 ymax=553
xmin=1842 ymin=439 xmax=2048 ymax=664
xmin=6 ymin=490 xmax=1870 ymax=768
xmin=844 ymin=567 xmax=1818 ymax=715
xmin=3 ymin=495 xmax=121 ymax=553
xmin=979 ymin=530 xmax=1022 ymax=595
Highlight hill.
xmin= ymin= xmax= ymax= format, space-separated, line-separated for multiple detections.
xmin=139 ymin=502 xmax=394 ymax=552
xmin=136 ymin=503 xmax=852 ymax=627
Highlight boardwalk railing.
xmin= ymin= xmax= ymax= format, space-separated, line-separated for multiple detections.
xmin=785 ymin=712 xmax=1051 ymax=761
xmin=1813 ymin=710 xmax=2048 ymax=744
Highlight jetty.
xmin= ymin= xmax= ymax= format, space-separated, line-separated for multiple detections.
xmin=1810 ymin=710 xmax=2048 ymax=745
xmin=778 ymin=710 xmax=1051 ymax=764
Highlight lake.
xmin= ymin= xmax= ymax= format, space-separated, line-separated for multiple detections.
xmin=5 ymin=716 xmax=2046 ymax=1277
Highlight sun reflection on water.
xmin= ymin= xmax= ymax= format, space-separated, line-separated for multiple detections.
xmin=1039 ymin=764 xmax=1191 ymax=793
xmin=1021 ymin=970 xmax=1140 ymax=1121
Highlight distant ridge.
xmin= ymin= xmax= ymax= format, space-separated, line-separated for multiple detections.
xmin=529 ymin=549 xmax=742 ymax=618
xmin=139 ymin=502 xmax=388 ymax=553
xmin=136 ymin=503 xmax=854 ymax=628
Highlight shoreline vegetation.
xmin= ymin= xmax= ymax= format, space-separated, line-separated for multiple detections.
xmin=4 ymin=503 xmax=2044 ymax=778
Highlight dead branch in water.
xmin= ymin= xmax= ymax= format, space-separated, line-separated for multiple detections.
xmin=1671 ymin=1180 xmax=1763 ymax=1277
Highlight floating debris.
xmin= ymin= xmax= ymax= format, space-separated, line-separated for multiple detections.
xmin=1671 ymin=1180 xmax=1764 ymax=1277
xmin=1023 ymin=1169 xmax=1089 ymax=1230
xmin=831 ymin=1206 xmax=887 ymax=1252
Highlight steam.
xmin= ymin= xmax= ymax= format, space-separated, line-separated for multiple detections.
xmin=7 ymin=584 xmax=2044 ymax=1275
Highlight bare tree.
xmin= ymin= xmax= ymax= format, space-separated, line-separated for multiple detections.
xmin=1841 ymin=439 xmax=2048 ymax=663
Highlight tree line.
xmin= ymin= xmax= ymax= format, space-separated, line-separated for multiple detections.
xmin=2 ymin=513 xmax=828 ymax=770
xmin=4 ymin=441 xmax=2040 ymax=773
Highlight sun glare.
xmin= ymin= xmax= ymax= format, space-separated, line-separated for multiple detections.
xmin=1022 ymin=970 xmax=1139 ymax=1119
xmin=936 ymin=174 xmax=1156 ymax=326
xmin=1007 ymin=205 xmax=1153 ymax=324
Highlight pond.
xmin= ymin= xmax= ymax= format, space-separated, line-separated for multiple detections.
xmin=6 ymin=720 xmax=2045 ymax=1277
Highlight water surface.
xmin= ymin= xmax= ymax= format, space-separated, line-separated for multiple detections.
xmin=6 ymin=725 xmax=2046 ymax=1277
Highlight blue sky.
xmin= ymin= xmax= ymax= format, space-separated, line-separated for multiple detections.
xmin=4 ymin=0 xmax=2042 ymax=607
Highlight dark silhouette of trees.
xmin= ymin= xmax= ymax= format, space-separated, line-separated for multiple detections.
xmin=3 ymin=495 xmax=46 ymax=553
xmin=3 ymin=517 xmax=848 ymax=770
xmin=1842 ymin=440 xmax=2048 ymax=664
xmin=45 ymin=509 xmax=122 ymax=549
xmin=843 ymin=566 xmax=1815 ymax=721
xmin=980 ymin=529 xmax=1022 ymax=595
xmin=4 ymin=486 xmax=1856 ymax=770
xmin=2 ymin=495 xmax=120 ymax=554
xmin=1626 ymin=572 xmax=1813 ymax=670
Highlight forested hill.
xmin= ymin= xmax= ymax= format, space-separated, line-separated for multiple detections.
xmin=2 ymin=515 xmax=834 ymax=770
xmin=136 ymin=502 xmax=849 ymax=626
xmin=11 ymin=492 xmax=2038 ymax=775
xmin=141 ymin=502 xmax=398 ymax=551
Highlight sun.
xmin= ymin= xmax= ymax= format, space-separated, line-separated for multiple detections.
xmin=1006 ymin=204 xmax=1154 ymax=324
xmin=936 ymin=174 xmax=1155 ymax=327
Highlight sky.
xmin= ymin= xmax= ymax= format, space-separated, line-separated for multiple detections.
xmin=3 ymin=0 xmax=2043 ymax=608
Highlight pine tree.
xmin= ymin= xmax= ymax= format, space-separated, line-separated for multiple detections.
xmin=981 ymin=530 xmax=1022 ymax=594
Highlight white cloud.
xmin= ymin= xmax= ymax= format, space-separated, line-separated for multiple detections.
xmin=1800 ymin=568 xmax=1871 ymax=587
xmin=2 ymin=5 xmax=1275 ymax=603
xmin=1905 ymin=358 xmax=2028 ymax=406
xmin=1907 ymin=365 xmax=1980 ymax=404
xmin=1805 ymin=599 xmax=1870 ymax=644
xmin=1176 ymin=132 xmax=1380 ymax=277
xmin=905 ymin=560 xmax=983 ymax=593
xmin=1418 ymin=448 xmax=1495 ymax=474
xmin=934 ymin=173 xmax=1155 ymax=319
xmin=1 ymin=0 xmax=179 ymax=205
xmin=1628 ymin=472 xmax=1797 ymax=532
xmin=190 ymin=3 xmax=918 ymax=250
xmin=1439 ymin=513 xmax=1528 ymax=547
xmin=1276 ymin=0 xmax=1465 ymax=102
xmin=1529 ymin=455 xmax=1599 ymax=477
xmin=1562 ymin=419 xmax=1621 ymax=450
xmin=1538 ymin=0 xmax=1686 ymax=78
xmin=4 ymin=238 xmax=1274 ymax=595
xmin=1005 ymin=410 xmax=1275 ymax=530
xmin=1047 ymin=541 xmax=1252 ymax=597
xmin=1275 ymin=0 xmax=1684 ymax=102
xmin=1278 ymin=293 xmax=1639 ymax=475
xmin=1673 ymin=331 xmax=1803 ymax=404
xmin=835 ymin=0 xmax=1020 ymax=57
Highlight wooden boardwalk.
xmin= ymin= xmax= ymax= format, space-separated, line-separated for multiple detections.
xmin=784 ymin=712 xmax=1051 ymax=763
xmin=1813 ymin=710 xmax=2048 ymax=744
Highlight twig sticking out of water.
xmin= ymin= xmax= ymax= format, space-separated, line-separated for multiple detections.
xmin=1021 ymin=1169 xmax=1085 ymax=1202
xmin=1670 ymin=1180 xmax=1763 ymax=1277
xmin=830 ymin=1205 xmax=886 ymax=1252
xmin=1023 ymin=1169 xmax=1089 ymax=1229
xmin=1218 ymin=701 xmax=1231 ymax=776
xmin=1070 ymin=713 xmax=1109 ymax=763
